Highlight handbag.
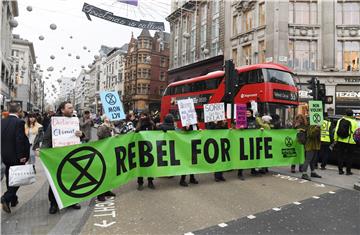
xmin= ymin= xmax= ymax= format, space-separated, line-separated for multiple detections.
xmin=9 ymin=164 xmax=36 ymax=187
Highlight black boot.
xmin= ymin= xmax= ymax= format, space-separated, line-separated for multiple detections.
xmin=49 ymin=204 xmax=58 ymax=214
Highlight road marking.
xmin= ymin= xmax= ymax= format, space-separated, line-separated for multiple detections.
xmin=312 ymin=196 xmax=320 ymax=199
xmin=293 ymin=201 xmax=301 ymax=205
xmin=93 ymin=196 xmax=116 ymax=228
xmin=218 ymin=223 xmax=228 ymax=227
xmin=247 ymin=215 xmax=256 ymax=219
xmin=272 ymin=207 xmax=281 ymax=211
xmin=329 ymin=191 xmax=336 ymax=194
xmin=94 ymin=220 xmax=116 ymax=228
xmin=184 ymin=232 xmax=194 ymax=235
xmin=314 ymin=183 xmax=325 ymax=188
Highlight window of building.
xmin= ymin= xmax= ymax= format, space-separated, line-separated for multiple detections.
xmin=258 ymin=40 xmax=265 ymax=63
xmin=232 ymin=48 xmax=238 ymax=65
xmin=212 ymin=0 xmax=219 ymax=16
xmin=243 ymin=44 xmax=252 ymax=65
xmin=200 ymin=24 xmax=206 ymax=46
xmin=233 ymin=15 xmax=238 ymax=36
xmin=337 ymin=41 xmax=360 ymax=71
xmin=201 ymin=3 xmax=207 ymax=23
xmin=160 ymin=57 xmax=166 ymax=67
xmin=289 ymin=40 xmax=317 ymax=71
xmin=211 ymin=16 xmax=219 ymax=57
xmin=337 ymin=2 xmax=360 ymax=25
xmin=160 ymin=71 xmax=166 ymax=81
xmin=259 ymin=2 xmax=265 ymax=26
xmin=190 ymin=49 xmax=196 ymax=63
xmin=159 ymin=86 xmax=165 ymax=95
xmin=243 ymin=9 xmax=253 ymax=32
xmin=289 ymin=1 xmax=317 ymax=24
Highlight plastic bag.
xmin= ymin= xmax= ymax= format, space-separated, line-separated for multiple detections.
xmin=9 ymin=164 xmax=36 ymax=187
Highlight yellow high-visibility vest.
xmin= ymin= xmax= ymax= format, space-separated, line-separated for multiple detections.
xmin=320 ymin=119 xmax=331 ymax=143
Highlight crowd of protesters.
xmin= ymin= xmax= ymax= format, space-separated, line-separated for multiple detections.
xmin=1 ymin=101 xmax=359 ymax=215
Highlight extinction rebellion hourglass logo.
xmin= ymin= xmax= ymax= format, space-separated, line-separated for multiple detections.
xmin=57 ymin=146 xmax=106 ymax=198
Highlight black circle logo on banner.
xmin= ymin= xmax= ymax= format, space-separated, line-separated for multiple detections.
xmin=285 ymin=136 xmax=293 ymax=147
xmin=313 ymin=113 xmax=321 ymax=123
xmin=105 ymin=93 xmax=116 ymax=105
xmin=57 ymin=146 xmax=106 ymax=198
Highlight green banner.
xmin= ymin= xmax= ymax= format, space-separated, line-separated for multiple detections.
xmin=40 ymin=129 xmax=304 ymax=209
xmin=309 ymin=100 xmax=323 ymax=125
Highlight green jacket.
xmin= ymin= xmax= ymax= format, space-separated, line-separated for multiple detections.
xmin=305 ymin=125 xmax=321 ymax=151
xmin=334 ymin=116 xmax=358 ymax=144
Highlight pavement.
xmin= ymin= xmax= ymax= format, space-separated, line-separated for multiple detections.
xmin=1 ymin=127 xmax=359 ymax=234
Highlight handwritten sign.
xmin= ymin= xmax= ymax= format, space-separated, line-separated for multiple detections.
xmin=309 ymin=100 xmax=323 ymax=125
xmin=100 ymin=91 xmax=125 ymax=121
xmin=236 ymin=104 xmax=247 ymax=129
xmin=51 ymin=117 xmax=80 ymax=147
xmin=204 ymin=103 xmax=225 ymax=123
xmin=82 ymin=3 xmax=165 ymax=31
xmin=177 ymin=99 xmax=197 ymax=127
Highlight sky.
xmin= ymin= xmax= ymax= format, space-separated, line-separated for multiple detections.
xmin=13 ymin=0 xmax=171 ymax=104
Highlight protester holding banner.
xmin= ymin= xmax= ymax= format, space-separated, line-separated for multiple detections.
xmin=1 ymin=103 xmax=30 ymax=213
xmin=301 ymin=123 xmax=322 ymax=181
xmin=79 ymin=110 xmax=94 ymax=143
xmin=41 ymin=101 xmax=84 ymax=214
xmin=25 ymin=113 xmax=43 ymax=164
xmin=96 ymin=115 xmax=116 ymax=201
xmin=179 ymin=124 xmax=199 ymax=187
xmin=135 ymin=112 xmax=156 ymax=190
xmin=291 ymin=114 xmax=307 ymax=173
xmin=238 ymin=109 xmax=259 ymax=180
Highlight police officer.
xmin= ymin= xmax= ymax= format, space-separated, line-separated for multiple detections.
xmin=334 ymin=109 xmax=358 ymax=175
xmin=318 ymin=113 xmax=331 ymax=170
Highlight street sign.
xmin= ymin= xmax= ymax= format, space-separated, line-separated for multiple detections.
xmin=100 ymin=91 xmax=125 ymax=121
xmin=309 ymin=100 xmax=323 ymax=125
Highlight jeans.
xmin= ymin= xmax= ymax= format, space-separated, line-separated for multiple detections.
xmin=302 ymin=151 xmax=318 ymax=174
xmin=29 ymin=148 xmax=36 ymax=164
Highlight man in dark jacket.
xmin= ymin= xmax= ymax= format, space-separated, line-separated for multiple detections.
xmin=1 ymin=103 xmax=30 ymax=213
xmin=41 ymin=101 xmax=84 ymax=214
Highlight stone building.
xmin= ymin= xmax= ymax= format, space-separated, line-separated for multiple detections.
xmin=226 ymin=0 xmax=360 ymax=115
xmin=166 ymin=0 xmax=225 ymax=83
xmin=123 ymin=30 xmax=170 ymax=113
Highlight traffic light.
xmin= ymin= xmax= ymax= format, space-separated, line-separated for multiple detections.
xmin=224 ymin=60 xmax=236 ymax=102
xmin=307 ymin=77 xmax=318 ymax=99
xmin=317 ymin=82 xmax=326 ymax=101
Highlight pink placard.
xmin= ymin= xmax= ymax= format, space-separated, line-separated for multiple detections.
xmin=236 ymin=104 xmax=247 ymax=129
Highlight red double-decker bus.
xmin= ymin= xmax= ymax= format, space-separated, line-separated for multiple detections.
xmin=161 ymin=63 xmax=299 ymax=129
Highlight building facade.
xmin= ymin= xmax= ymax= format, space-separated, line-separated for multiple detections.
xmin=74 ymin=69 xmax=90 ymax=115
xmin=1 ymin=0 xmax=18 ymax=110
xmin=166 ymin=0 xmax=225 ymax=83
xmin=123 ymin=30 xmax=170 ymax=113
xmin=11 ymin=35 xmax=37 ymax=112
xmin=226 ymin=0 xmax=360 ymax=115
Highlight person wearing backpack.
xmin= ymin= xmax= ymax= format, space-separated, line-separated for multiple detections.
xmin=334 ymin=109 xmax=358 ymax=175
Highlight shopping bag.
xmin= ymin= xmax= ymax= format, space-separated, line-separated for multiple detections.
xmin=9 ymin=164 xmax=36 ymax=187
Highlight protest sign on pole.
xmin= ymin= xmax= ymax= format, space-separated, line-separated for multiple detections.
xmin=204 ymin=103 xmax=225 ymax=123
xmin=51 ymin=117 xmax=81 ymax=147
xmin=40 ymin=129 xmax=305 ymax=209
xmin=309 ymin=100 xmax=323 ymax=125
xmin=226 ymin=104 xmax=237 ymax=119
xmin=100 ymin=91 xmax=125 ymax=121
xmin=236 ymin=104 xmax=247 ymax=129
xmin=177 ymin=99 xmax=197 ymax=126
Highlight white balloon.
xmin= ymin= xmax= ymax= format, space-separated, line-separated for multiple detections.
xmin=39 ymin=35 xmax=44 ymax=40
xmin=50 ymin=24 xmax=57 ymax=30
xmin=47 ymin=67 xmax=54 ymax=71
xmin=88 ymin=64 xmax=92 ymax=68
xmin=61 ymin=46 xmax=64 ymax=50
xmin=81 ymin=65 xmax=85 ymax=68
xmin=76 ymin=56 xmax=80 ymax=59
xmin=94 ymin=55 xmax=99 ymax=60
xmin=50 ymin=55 xmax=55 ymax=60
xmin=9 ymin=19 xmax=18 ymax=28
xmin=26 ymin=6 xmax=33 ymax=12
xmin=68 ymin=53 xmax=71 ymax=56
xmin=83 ymin=46 xmax=87 ymax=50
xmin=88 ymin=50 xmax=91 ymax=53
xmin=70 ymin=36 xmax=73 ymax=39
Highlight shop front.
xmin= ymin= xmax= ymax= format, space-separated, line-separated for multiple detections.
xmin=335 ymin=85 xmax=360 ymax=115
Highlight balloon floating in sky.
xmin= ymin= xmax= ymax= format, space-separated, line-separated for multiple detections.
xmin=88 ymin=50 xmax=91 ymax=53
xmin=76 ymin=56 xmax=80 ymax=59
xmin=71 ymin=77 xmax=76 ymax=82
xmin=63 ymin=67 xmax=66 ymax=70
xmin=88 ymin=64 xmax=92 ymax=68
xmin=57 ymin=79 xmax=61 ymax=83
xmin=50 ymin=55 xmax=55 ymax=60
xmin=70 ymin=36 xmax=73 ymax=39
xmin=26 ymin=6 xmax=33 ymax=12
xmin=81 ymin=65 xmax=85 ymax=68
xmin=68 ymin=53 xmax=71 ymax=56
xmin=9 ymin=19 xmax=18 ymax=28
xmin=47 ymin=67 xmax=54 ymax=71
xmin=61 ymin=46 xmax=64 ymax=50
xmin=83 ymin=46 xmax=87 ymax=50
xmin=39 ymin=35 xmax=44 ymax=40
xmin=50 ymin=24 xmax=57 ymax=30
xmin=94 ymin=55 xmax=99 ymax=60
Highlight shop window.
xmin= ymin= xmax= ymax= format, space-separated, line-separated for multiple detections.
xmin=337 ymin=41 xmax=360 ymax=71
